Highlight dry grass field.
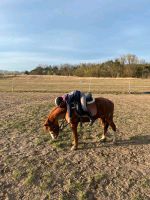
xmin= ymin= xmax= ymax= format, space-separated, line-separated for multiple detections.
xmin=0 ymin=75 xmax=150 ymax=200
xmin=0 ymin=75 xmax=150 ymax=93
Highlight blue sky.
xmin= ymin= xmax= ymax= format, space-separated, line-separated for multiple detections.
xmin=0 ymin=0 xmax=150 ymax=71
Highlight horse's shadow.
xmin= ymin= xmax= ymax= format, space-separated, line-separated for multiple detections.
xmin=79 ymin=134 xmax=150 ymax=150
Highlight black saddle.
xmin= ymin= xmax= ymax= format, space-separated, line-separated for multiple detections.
xmin=85 ymin=93 xmax=94 ymax=102
xmin=71 ymin=93 xmax=94 ymax=117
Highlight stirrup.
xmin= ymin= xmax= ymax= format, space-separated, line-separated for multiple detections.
xmin=89 ymin=119 xmax=94 ymax=126
xmin=78 ymin=117 xmax=83 ymax=127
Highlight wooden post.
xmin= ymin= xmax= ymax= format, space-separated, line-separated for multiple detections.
xmin=128 ymin=80 xmax=131 ymax=94
xmin=89 ymin=78 xmax=92 ymax=92
xmin=11 ymin=77 xmax=14 ymax=92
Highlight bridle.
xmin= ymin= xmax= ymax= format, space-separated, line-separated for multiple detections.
xmin=59 ymin=119 xmax=69 ymax=131
xmin=47 ymin=118 xmax=69 ymax=133
xmin=48 ymin=120 xmax=59 ymax=133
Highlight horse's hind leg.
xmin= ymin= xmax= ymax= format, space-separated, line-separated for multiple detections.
xmin=99 ymin=118 xmax=109 ymax=142
xmin=108 ymin=119 xmax=117 ymax=144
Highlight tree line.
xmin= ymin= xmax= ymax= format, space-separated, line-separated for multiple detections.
xmin=25 ymin=54 xmax=150 ymax=78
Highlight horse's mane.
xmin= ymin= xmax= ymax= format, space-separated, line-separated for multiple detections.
xmin=50 ymin=106 xmax=59 ymax=113
xmin=51 ymin=106 xmax=66 ymax=113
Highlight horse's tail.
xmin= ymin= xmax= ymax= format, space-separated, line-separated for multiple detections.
xmin=107 ymin=100 xmax=115 ymax=121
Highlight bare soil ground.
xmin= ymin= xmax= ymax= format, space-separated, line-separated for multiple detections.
xmin=0 ymin=92 xmax=150 ymax=200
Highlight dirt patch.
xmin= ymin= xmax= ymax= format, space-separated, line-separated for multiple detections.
xmin=0 ymin=92 xmax=150 ymax=200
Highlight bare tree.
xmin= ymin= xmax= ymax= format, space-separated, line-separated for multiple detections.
xmin=119 ymin=54 xmax=139 ymax=65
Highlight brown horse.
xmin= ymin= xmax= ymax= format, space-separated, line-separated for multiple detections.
xmin=44 ymin=97 xmax=117 ymax=150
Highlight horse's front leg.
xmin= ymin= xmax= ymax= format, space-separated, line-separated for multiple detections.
xmin=71 ymin=123 xmax=78 ymax=150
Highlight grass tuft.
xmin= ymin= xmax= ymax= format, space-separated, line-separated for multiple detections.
xmin=24 ymin=168 xmax=38 ymax=186
xmin=12 ymin=169 xmax=22 ymax=180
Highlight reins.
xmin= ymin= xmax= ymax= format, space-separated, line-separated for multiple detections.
xmin=59 ymin=119 xmax=69 ymax=131
xmin=59 ymin=117 xmax=83 ymax=132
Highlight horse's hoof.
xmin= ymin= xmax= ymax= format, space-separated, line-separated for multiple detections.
xmin=100 ymin=138 xmax=106 ymax=143
xmin=71 ymin=145 xmax=77 ymax=151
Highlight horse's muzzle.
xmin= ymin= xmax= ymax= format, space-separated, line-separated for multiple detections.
xmin=49 ymin=131 xmax=58 ymax=140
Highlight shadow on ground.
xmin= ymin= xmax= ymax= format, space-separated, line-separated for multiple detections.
xmin=116 ymin=134 xmax=150 ymax=145
xmin=79 ymin=134 xmax=150 ymax=150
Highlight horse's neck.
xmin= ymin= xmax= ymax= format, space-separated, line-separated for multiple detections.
xmin=48 ymin=107 xmax=66 ymax=121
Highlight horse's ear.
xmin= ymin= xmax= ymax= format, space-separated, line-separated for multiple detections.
xmin=44 ymin=119 xmax=49 ymax=126
xmin=44 ymin=120 xmax=49 ymax=131
xmin=44 ymin=123 xmax=48 ymax=126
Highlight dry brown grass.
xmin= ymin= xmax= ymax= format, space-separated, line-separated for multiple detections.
xmin=0 ymin=75 xmax=150 ymax=93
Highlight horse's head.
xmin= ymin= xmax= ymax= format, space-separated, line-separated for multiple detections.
xmin=44 ymin=106 xmax=66 ymax=140
xmin=44 ymin=118 xmax=59 ymax=139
